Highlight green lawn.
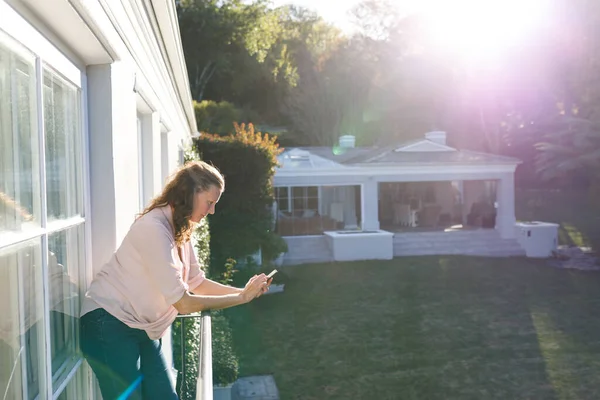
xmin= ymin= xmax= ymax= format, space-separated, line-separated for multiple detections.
xmin=227 ymin=257 xmax=600 ymax=400
xmin=224 ymin=189 xmax=600 ymax=399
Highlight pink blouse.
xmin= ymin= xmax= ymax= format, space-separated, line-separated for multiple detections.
xmin=81 ymin=205 xmax=205 ymax=339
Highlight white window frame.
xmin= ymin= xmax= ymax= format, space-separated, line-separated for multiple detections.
xmin=161 ymin=128 xmax=170 ymax=185
xmin=1 ymin=3 xmax=90 ymax=399
xmin=136 ymin=93 xmax=156 ymax=211
xmin=276 ymin=186 xmax=322 ymax=215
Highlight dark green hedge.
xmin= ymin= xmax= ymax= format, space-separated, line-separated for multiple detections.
xmin=210 ymin=311 xmax=239 ymax=385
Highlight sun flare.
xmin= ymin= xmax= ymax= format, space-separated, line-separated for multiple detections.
xmin=400 ymin=0 xmax=552 ymax=62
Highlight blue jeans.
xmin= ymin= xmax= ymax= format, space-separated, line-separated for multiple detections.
xmin=80 ymin=308 xmax=178 ymax=400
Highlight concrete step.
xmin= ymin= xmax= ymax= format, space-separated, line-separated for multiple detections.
xmin=393 ymin=239 xmax=522 ymax=248
xmin=393 ymin=230 xmax=501 ymax=237
xmin=393 ymin=230 xmax=525 ymax=257
xmin=396 ymin=249 xmax=525 ymax=257
xmin=393 ymin=234 xmax=505 ymax=243
xmin=394 ymin=241 xmax=525 ymax=257
xmin=281 ymin=232 xmax=525 ymax=263
xmin=282 ymin=236 xmax=333 ymax=265
xmin=282 ymin=255 xmax=334 ymax=266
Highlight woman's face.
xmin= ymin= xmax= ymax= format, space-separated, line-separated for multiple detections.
xmin=191 ymin=185 xmax=222 ymax=223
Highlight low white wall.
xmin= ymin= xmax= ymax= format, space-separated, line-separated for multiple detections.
xmin=325 ymin=230 xmax=394 ymax=262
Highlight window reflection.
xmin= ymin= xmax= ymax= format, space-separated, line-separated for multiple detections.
xmin=0 ymin=240 xmax=44 ymax=400
xmin=48 ymin=227 xmax=81 ymax=380
xmin=0 ymin=196 xmax=81 ymax=398
xmin=44 ymin=68 xmax=82 ymax=222
xmin=0 ymin=33 xmax=40 ymax=236
xmin=0 ymin=22 xmax=85 ymax=400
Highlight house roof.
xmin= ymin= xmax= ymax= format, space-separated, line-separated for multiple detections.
xmin=278 ymin=138 xmax=521 ymax=171
xmin=353 ymin=149 xmax=521 ymax=166
xmin=278 ymin=148 xmax=346 ymax=169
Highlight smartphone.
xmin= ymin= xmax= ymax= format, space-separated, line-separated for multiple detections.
xmin=266 ymin=269 xmax=278 ymax=280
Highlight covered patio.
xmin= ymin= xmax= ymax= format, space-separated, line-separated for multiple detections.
xmin=275 ymin=132 xmax=520 ymax=235
xmin=273 ymin=132 xmax=524 ymax=262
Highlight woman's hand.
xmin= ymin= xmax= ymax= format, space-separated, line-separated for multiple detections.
xmin=256 ymin=277 xmax=272 ymax=298
xmin=241 ymin=274 xmax=267 ymax=303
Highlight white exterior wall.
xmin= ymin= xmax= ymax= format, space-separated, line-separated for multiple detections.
xmin=496 ymin=172 xmax=517 ymax=239
xmin=2 ymin=0 xmax=195 ymax=398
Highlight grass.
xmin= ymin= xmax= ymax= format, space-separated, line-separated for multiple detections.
xmin=227 ymin=257 xmax=600 ymax=399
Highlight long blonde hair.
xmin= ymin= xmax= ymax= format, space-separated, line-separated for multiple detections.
xmin=0 ymin=191 xmax=33 ymax=230
xmin=140 ymin=161 xmax=224 ymax=246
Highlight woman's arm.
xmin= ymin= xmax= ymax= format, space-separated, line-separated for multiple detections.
xmin=173 ymin=291 xmax=246 ymax=314
xmin=190 ymin=278 xmax=242 ymax=296
xmin=173 ymin=274 xmax=266 ymax=314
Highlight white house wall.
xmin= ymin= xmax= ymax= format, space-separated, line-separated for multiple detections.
xmin=10 ymin=0 xmax=195 ymax=136
xmin=5 ymin=0 xmax=195 ymax=263
xmin=2 ymin=0 xmax=195 ymax=398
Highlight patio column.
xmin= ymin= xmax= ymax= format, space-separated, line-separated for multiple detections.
xmin=362 ymin=180 xmax=380 ymax=231
xmin=343 ymin=186 xmax=359 ymax=229
xmin=495 ymin=173 xmax=516 ymax=239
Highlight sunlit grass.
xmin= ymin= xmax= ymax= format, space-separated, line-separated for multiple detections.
xmin=227 ymin=257 xmax=600 ymax=399
xmin=561 ymin=223 xmax=587 ymax=248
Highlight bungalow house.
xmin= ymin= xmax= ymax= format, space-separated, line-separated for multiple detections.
xmin=274 ymin=132 xmax=526 ymax=265
xmin=0 ymin=0 xmax=206 ymax=398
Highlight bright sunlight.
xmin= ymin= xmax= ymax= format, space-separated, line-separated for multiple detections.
xmin=401 ymin=0 xmax=554 ymax=62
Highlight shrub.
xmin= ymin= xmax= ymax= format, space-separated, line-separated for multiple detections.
xmin=172 ymin=315 xmax=200 ymax=400
xmin=260 ymin=230 xmax=288 ymax=264
xmin=211 ymin=311 xmax=239 ymax=386
xmin=191 ymin=122 xmax=286 ymax=278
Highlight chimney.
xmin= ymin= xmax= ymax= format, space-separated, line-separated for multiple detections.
xmin=339 ymin=135 xmax=356 ymax=148
xmin=425 ymin=131 xmax=447 ymax=146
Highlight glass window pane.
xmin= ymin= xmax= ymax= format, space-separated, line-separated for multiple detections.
xmin=0 ymin=239 xmax=45 ymax=400
xmin=48 ymin=225 xmax=82 ymax=382
xmin=0 ymin=31 xmax=40 ymax=238
xmin=43 ymin=67 xmax=82 ymax=221
xmin=56 ymin=365 xmax=84 ymax=400
xmin=291 ymin=187 xmax=304 ymax=198
xmin=275 ymin=187 xmax=289 ymax=212
xmin=292 ymin=197 xmax=304 ymax=213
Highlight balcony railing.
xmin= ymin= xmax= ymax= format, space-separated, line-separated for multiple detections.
xmin=174 ymin=311 xmax=212 ymax=400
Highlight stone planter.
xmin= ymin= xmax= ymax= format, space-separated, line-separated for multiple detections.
xmin=213 ymin=383 xmax=233 ymax=400
xmin=324 ymin=230 xmax=394 ymax=261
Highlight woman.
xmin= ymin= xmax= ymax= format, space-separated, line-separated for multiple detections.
xmin=80 ymin=161 xmax=269 ymax=400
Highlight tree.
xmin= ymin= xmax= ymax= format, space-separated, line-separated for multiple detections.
xmin=194 ymin=100 xmax=259 ymax=136
xmin=281 ymin=35 xmax=380 ymax=146
xmin=516 ymin=0 xmax=600 ymax=187
xmin=177 ymin=0 xmax=282 ymax=101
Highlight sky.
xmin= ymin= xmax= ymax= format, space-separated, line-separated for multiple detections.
xmin=270 ymin=0 xmax=363 ymax=34
xmin=268 ymin=0 xmax=555 ymax=63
